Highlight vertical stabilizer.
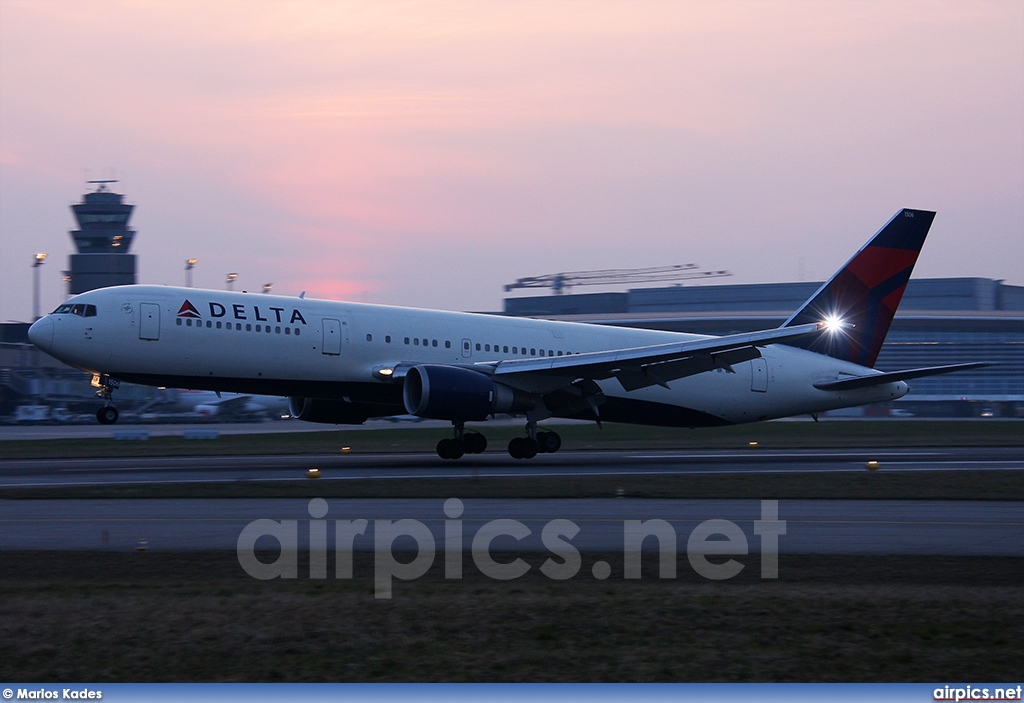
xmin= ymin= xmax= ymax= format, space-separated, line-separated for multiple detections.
xmin=783 ymin=208 xmax=935 ymax=368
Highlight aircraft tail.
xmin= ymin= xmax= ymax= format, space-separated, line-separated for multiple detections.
xmin=783 ymin=208 xmax=936 ymax=368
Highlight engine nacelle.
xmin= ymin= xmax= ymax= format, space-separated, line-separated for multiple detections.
xmin=402 ymin=365 xmax=534 ymax=421
xmin=288 ymin=397 xmax=368 ymax=425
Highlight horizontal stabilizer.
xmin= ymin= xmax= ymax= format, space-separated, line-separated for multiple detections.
xmin=813 ymin=362 xmax=991 ymax=391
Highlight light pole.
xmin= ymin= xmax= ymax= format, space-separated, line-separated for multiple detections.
xmin=32 ymin=252 xmax=47 ymax=321
xmin=226 ymin=272 xmax=238 ymax=291
xmin=262 ymin=283 xmax=273 ymax=294
xmin=185 ymin=259 xmax=198 ymax=287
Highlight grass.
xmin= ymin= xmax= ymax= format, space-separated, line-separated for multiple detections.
xmin=0 ymin=551 xmax=1021 ymax=682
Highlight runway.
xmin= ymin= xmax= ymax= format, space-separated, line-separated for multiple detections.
xmin=0 ymin=447 xmax=1021 ymax=556
xmin=0 ymin=446 xmax=1020 ymax=488
xmin=0 ymin=497 xmax=1021 ymax=556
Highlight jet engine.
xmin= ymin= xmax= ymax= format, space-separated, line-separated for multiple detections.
xmin=402 ymin=365 xmax=534 ymax=421
xmin=288 ymin=397 xmax=369 ymax=424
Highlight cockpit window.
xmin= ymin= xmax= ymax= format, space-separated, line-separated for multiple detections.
xmin=51 ymin=303 xmax=97 ymax=317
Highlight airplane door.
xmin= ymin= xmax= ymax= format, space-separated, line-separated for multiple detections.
xmin=322 ymin=318 xmax=342 ymax=356
xmin=461 ymin=338 xmax=472 ymax=358
xmin=751 ymin=358 xmax=768 ymax=392
xmin=139 ymin=303 xmax=160 ymax=341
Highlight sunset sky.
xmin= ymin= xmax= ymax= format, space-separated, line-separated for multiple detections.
xmin=1 ymin=0 xmax=1022 ymax=322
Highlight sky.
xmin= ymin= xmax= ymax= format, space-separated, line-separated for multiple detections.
xmin=1 ymin=0 xmax=1022 ymax=323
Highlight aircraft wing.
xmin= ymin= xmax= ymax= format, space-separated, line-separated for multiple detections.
xmin=478 ymin=322 xmax=829 ymax=393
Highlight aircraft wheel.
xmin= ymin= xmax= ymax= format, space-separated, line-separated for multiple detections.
xmin=97 ymin=406 xmax=119 ymax=425
xmin=464 ymin=432 xmax=487 ymax=454
xmin=508 ymin=437 xmax=523 ymax=459
xmin=436 ymin=439 xmax=451 ymax=459
xmin=519 ymin=437 xmax=538 ymax=459
xmin=448 ymin=439 xmax=465 ymax=460
xmin=438 ymin=438 xmax=464 ymax=460
xmin=537 ymin=431 xmax=561 ymax=454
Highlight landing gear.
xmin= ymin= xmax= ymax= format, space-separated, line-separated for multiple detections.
xmin=537 ymin=430 xmax=562 ymax=454
xmin=507 ymin=421 xmax=561 ymax=459
xmin=507 ymin=436 xmax=538 ymax=460
xmin=436 ymin=422 xmax=488 ymax=460
xmin=97 ymin=406 xmax=119 ymax=425
xmin=433 ymin=420 xmax=561 ymax=460
xmin=92 ymin=374 xmax=121 ymax=425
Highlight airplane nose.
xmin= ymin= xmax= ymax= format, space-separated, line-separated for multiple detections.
xmin=28 ymin=316 xmax=54 ymax=353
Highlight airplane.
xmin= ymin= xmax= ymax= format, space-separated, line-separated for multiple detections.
xmin=27 ymin=208 xmax=986 ymax=459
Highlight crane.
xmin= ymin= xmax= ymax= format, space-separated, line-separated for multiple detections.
xmin=504 ymin=263 xmax=732 ymax=295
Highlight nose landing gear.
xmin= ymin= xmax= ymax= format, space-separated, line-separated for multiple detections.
xmin=96 ymin=405 xmax=119 ymax=425
xmin=92 ymin=374 xmax=121 ymax=425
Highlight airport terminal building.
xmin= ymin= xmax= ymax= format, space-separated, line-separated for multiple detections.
xmin=505 ymin=277 xmax=1024 ymax=417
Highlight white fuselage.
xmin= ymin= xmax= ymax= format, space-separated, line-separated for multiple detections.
xmin=29 ymin=285 xmax=908 ymax=427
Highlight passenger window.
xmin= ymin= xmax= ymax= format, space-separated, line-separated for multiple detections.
xmin=485 ymin=344 xmax=491 ymax=351
xmin=445 ymin=341 xmax=451 ymax=348
xmin=366 ymin=333 xmax=372 ymax=342
xmin=386 ymin=335 xmax=391 ymax=343
xmin=432 ymin=340 xmax=437 ymax=347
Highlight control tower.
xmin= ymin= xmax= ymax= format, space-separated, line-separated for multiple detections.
xmin=64 ymin=180 xmax=137 ymax=295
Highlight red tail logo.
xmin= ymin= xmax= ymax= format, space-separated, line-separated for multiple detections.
xmin=784 ymin=209 xmax=935 ymax=368
xmin=177 ymin=300 xmax=202 ymax=318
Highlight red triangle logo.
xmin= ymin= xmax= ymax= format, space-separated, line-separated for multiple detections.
xmin=177 ymin=300 xmax=202 ymax=318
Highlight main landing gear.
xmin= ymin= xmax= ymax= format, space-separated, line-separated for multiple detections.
xmin=508 ymin=420 xmax=561 ymax=460
xmin=93 ymin=374 xmax=120 ymax=425
xmin=434 ymin=420 xmax=562 ymax=460
xmin=436 ymin=422 xmax=487 ymax=460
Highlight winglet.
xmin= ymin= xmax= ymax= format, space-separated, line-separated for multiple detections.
xmin=783 ymin=208 xmax=936 ymax=368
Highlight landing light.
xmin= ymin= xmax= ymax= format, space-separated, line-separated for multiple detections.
xmin=822 ymin=315 xmax=845 ymax=333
